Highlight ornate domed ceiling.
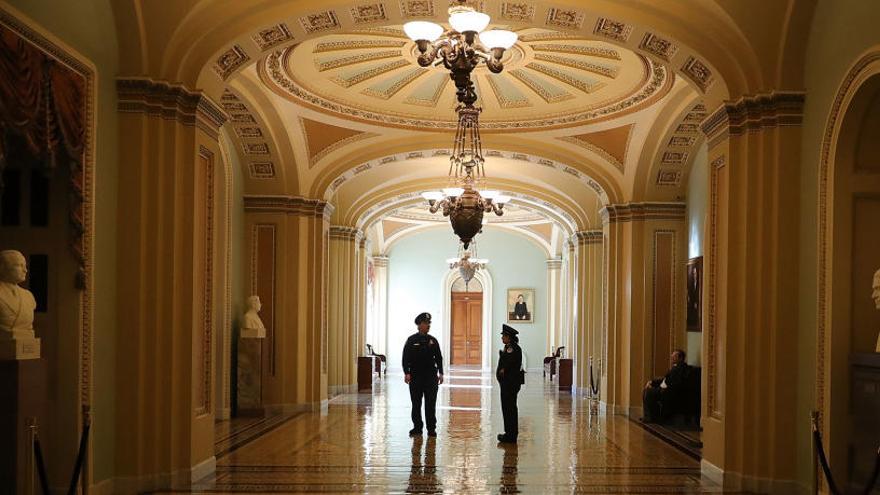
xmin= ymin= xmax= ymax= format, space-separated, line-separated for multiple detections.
xmin=259 ymin=26 xmax=672 ymax=131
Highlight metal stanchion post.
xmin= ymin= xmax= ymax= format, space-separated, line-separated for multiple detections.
xmin=26 ymin=417 xmax=37 ymax=495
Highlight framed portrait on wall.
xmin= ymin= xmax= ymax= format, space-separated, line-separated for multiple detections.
xmin=507 ymin=288 xmax=535 ymax=323
xmin=687 ymin=256 xmax=703 ymax=332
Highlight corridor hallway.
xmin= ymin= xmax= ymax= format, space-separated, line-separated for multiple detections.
xmin=161 ymin=370 xmax=727 ymax=494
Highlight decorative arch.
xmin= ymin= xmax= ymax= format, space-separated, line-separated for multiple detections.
xmin=815 ymin=48 xmax=880 ymax=483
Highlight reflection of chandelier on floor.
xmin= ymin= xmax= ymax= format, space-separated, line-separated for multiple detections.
xmin=447 ymin=242 xmax=488 ymax=290
xmin=410 ymin=1 xmax=515 ymax=249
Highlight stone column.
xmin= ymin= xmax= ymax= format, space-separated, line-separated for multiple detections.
xmin=355 ymin=237 xmax=369 ymax=379
xmin=114 ymin=79 xmax=228 ymax=489
xmin=372 ymin=256 xmax=390 ymax=355
xmin=572 ymin=231 xmax=603 ymax=395
xmin=699 ymin=92 xmax=805 ymax=492
xmin=601 ymin=203 xmax=687 ymax=417
xmin=546 ymin=258 xmax=563 ymax=356
xmin=328 ymin=226 xmax=362 ymax=395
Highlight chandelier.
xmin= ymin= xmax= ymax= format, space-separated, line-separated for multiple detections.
xmin=447 ymin=244 xmax=488 ymax=289
xmin=403 ymin=2 xmax=518 ymax=106
xmin=409 ymin=1 xmax=515 ymax=248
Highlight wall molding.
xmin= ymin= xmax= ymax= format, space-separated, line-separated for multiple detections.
xmin=600 ymin=202 xmax=686 ymax=224
xmin=701 ymin=91 xmax=805 ymax=143
xmin=243 ymin=195 xmax=334 ymax=219
xmin=116 ymin=78 xmax=227 ymax=139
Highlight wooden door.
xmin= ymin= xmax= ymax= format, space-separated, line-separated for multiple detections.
xmin=451 ymin=292 xmax=482 ymax=365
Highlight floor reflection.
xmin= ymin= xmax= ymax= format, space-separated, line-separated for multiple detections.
xmin=498 ymin=443 xmax=519 ymax=494
xmin=406 ymin=436 xmax=441 ymax=494
xmin=155 ymin=368 xmax=732 ymax=493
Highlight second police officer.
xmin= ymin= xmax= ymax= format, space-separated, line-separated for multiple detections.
xmin=402 ymin=312 xmax=444 ymax=437
xmin=496 ymin=324 xmax=523 ymax=443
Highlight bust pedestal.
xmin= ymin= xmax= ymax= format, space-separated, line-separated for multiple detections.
xmin=0 ymin=358 xmax=47 ymax=493
xmin=0 ymin=336 xmax=41 ymax=361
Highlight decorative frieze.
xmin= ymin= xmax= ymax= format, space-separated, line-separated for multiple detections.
xmin=252 ymin=24 xmax=293 ymax=51
xmin=213 ymin=45 xmax=250 ymax=80
xmin=399 ymin=0 xmax=434 ymax=17
xmin=681 ymin=56 xmax=714 ymax=92
xmin=546 ymin=8 xmax=585 ymax=29
xmin=248 ymin=162 xmax=276 ymax=179
xmin=656 ymin=169 xmax=682 ymax=186
xmin=300 ymin=10 xmax=341 ymax=33
xmin=501 ymin=2 xmax=535 ymax=22
xmin=639 ymin=33 xmax=677 ymax=61
xmin=350 ymin=3 xmax=388 ymax=23
xmin=593 ymin=18 xmax=632 ymax=42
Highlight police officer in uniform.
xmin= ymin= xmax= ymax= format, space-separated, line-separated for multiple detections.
xmin=402 ymin=312 xmax=444 ymax=437
xmin=496 ymin=324 xmax=523 ymax=443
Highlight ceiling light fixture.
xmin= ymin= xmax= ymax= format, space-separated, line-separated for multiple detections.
xmin=447 ymin=243 xmax=488 ymax=289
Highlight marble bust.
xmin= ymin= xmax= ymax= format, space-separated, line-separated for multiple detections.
xmin=874 ymin=269 xmax=880 ymax=352
xmin=0 ymin=250 xmax=40 ymax=359
xmin=241 ymin=295 xmax=266 ymax=339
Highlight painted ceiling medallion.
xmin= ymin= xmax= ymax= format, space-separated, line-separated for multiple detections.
xmin=259 ymin=28 xmax=671 ymax=131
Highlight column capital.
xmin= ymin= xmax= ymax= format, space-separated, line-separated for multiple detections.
xmin=372 ymin=255 xmax=389 ymax=268
xmin=117 ymin=77 xmax=227 ymax=139
xmin=573 ymin=230 xmax=603 ymax=245
xmin=329 ymin=225 xmax=364 ymax=242
xmin=702 ymin=91 xmax=805 ymax=144
xmin=600 ymin=202 xmax=685 ymax=224
xmin=244 ymin=195 xmax=334 ymax=219
xmin=546 ymin=258 xmax=563 ymax=270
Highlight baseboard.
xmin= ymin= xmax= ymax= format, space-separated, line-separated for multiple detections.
xmin=700 ymin=459 xmax=806 ymax=494
xmin=701 ymin=459 xmax=724 ymax=485
xmin=91 ymin=477 xmax=115 ymax=495
xmin=110 ymin=455 xmax=216 ymax=494
xmin=91 ymin=457 xmax=216 ymax=494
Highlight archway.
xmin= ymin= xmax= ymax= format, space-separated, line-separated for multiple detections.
xmin=817 ymin=51 xmax=880 ymax=491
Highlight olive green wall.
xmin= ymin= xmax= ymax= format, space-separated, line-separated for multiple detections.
xmin=2 ymin=0 xmax=119 ymax=482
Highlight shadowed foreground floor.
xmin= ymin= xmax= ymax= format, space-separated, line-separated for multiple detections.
xmin=154 ymin=368 xmax=739 ymax=494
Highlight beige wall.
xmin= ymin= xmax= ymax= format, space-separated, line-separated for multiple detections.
xmin=2 ymin=0 xmax=120 ymax=483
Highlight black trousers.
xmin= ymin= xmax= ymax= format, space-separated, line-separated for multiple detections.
xmin=409 ymin=376 xmax=439 ymax=431
xmin=500 ymin=383 xmax=520 ymax=438
xmin=643 ymin=386 xmax=663 ymax=422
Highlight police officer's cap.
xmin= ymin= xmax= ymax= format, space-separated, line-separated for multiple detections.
xmin=414 ymin=312 xmax=432 ymax=325
xmin=501 ymin=324 xmax=519 ymax=336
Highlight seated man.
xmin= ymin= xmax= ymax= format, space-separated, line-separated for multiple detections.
xmin=642 ymin=349 xmax=690 ymax=423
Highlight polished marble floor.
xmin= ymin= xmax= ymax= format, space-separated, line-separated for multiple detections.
xmin=159 ymin=369 xmax=738 ymax=494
